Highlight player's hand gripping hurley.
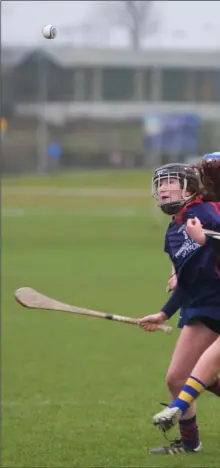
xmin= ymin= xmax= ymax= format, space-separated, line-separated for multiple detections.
xmin=15 ymin=287 xmax=173 ymax=335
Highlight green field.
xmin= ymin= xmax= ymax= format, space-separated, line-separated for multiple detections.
xmin=2 ymin=170 xmax=220 ymax=467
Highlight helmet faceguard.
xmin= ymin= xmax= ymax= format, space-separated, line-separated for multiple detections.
xmin=152 ymin=163 xmax=199 ymax=215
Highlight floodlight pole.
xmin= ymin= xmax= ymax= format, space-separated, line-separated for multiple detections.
xmin=36 ymin=50 xmax=48 ymax=173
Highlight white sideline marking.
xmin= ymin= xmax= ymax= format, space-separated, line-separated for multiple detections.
xmin=2 ymin=207 xmax=163 ymax=224
xmin=2 ymin=208 xmax=136 ymax=217
xmin=3 ymin=208 xmax=26 ymax=217
xmin=3 ymin=187 xmax=148 ymax=197
xmin=3 ymin=208 xmax=159 ymax=219
xmin=2 ymin=399 xmax=118 ymax=408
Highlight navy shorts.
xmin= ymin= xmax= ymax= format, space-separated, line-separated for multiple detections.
xmin=177 ymin=308 xmax=187 ymax=329
xmin=189 ymin=317 xmax=220 ymax=334
xmin=177 ymin=309 xmax=220 ymax=334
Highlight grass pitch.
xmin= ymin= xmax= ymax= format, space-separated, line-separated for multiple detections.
xmin=2 ymin=170 xmax=220 ymax=467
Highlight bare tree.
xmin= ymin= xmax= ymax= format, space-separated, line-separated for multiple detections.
xmin=92 ymin=0 xmax=159 ymax=50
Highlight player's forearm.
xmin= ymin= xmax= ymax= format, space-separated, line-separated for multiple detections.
xmin=166 ymin=263 xmax=177 ymax=292
xmin=161 ymin=286 xmax=187 ymax=319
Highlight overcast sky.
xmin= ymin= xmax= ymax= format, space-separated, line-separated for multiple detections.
xmin=2 ymin=1 xmax=220 ymax=48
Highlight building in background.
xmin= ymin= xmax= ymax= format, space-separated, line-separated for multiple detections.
xmin=2 ymin=45 xmax=220 ymax=173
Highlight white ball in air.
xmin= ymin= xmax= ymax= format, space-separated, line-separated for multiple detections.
xmin=42 ymin=24 xmax=57 ymax=39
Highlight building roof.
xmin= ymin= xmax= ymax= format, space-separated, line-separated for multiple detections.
xmin=2 ymin=46 xmax=220 ymax=69
xmin=2 ymin=46 xmax=34 ymax=68
xmin=47 ymin=47 xmax=220 ymax=69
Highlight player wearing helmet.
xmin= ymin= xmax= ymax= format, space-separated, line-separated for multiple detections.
xmin=153 ymin=213 xmax=220 ymax=434
xmin=139 ymin=161 xmax=220 ymax=455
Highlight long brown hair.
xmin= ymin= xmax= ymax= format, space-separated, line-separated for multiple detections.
xmin=194 ymin=160 xmax=220 ymax=201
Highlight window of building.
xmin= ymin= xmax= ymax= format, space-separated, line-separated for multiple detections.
xmin=211 ymin=70 xmax=220 ymax=102
xmin=142 ymin=69 xmax=152 ymax=101
xmin=102 ymin=68 xmax=135 ymax=101
xmin=83 ymin=68 xmax=94 ymax=101
xmin=47 ymin=62 xmax=74 ymax=101
xmin=195 ymin=69 xmax=220 ymax=102
xmin=161 ymin=68 xmax=189 ymax=101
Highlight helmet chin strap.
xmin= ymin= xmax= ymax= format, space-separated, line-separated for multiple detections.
xmin=182 ymin=191 xmax=197 ymax=204
xmin=159 ymin=192 xmax=198 ymax=215
xmin=159 ymin=190 xmax=197 ymax=208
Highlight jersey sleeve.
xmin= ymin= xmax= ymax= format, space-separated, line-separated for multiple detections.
xmin=206 ymin=202 xmax=220 ymax=231
xmin=178 ymin=202 xmax=220 ymax=285
xmin=161 ymin=285 xmax=189 ymax=318
xmin=183 ymin=202 xmax=220 ymax=232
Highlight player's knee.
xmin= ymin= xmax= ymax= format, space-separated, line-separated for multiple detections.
xmin=165 ymin=370 xmax=185 ymax=395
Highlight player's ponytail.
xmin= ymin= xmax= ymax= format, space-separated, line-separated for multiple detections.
xmin=195 ymin=160 xmax=220 ymax=201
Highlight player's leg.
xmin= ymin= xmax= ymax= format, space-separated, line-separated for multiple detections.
xmin=153 ymin=335 xmax=220 ymax=432
xmin=201 ymin=318 xmax=220 ymax=397
xmin=149 ymin=320 xmax=218 ymax=454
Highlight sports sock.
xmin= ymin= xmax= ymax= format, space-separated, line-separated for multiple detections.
xmin=179 ymin=415 xmax=200 ymax=450
xmin=170 ymin=375 xmax=206 ymax=415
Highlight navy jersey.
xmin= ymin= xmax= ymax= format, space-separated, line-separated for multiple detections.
xmin=162 ymin=199 xmax=220 ymax=316
xmin=164 ymin=199 xmax=220 ymax=279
